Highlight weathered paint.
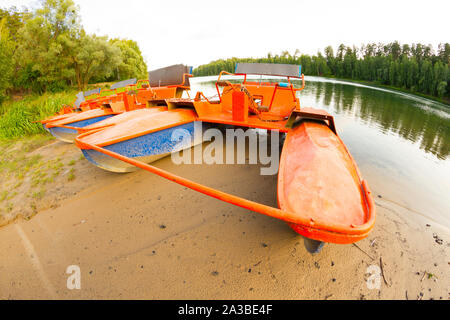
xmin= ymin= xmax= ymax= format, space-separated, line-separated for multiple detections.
xmin=47 ymin=115 xmax=114 ymax=143
xmin=82 ymin=122 xmax=200 ymax=172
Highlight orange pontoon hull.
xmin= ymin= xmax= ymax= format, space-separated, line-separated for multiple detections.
xmin=41 ymin=82 xmax=190 ymax=143
xmin=44 ymin=109 xmax=116 ymax=143
xmin=80 ymin=107 xmax=168 ymax=132
xmin=278 ymin=120 xmax=375 ymax=244
xmin=76 ymin=108 xmax=200 ymax=172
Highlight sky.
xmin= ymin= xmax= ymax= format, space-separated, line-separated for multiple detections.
xmin=2 ymin=0 xmax=449 ymax=70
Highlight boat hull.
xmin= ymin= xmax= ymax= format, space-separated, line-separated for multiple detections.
xmin=277 ymin=118 xmax=374 ymax=244
xmin=47 ymin=115 xmax=114 ymax=143
xmin=288 ymin=223 xmax=371 ymax=244
xmin=81 ymin=121 xmax=203 ymax=172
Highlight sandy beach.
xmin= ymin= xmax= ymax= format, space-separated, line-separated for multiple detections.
xmin=0 ymin=139 xmax=449 ymax=300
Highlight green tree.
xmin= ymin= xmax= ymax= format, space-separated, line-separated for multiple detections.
xmin=0 ymin=6 xmax=29 ymax=42
xmin=438 ymin=43 xmax=450 ymax=65
xmin=0 ymin=17 xmax=14 ymax=102
xmin=437 ymin=81 xmax=447 ymax=98
xmin=109 ymin=39 xmax=148 ymax=81
xmin=70 ymin=34 xmax=122 ymax=90
xmin=0 ymin=7 xmax=29 ymax=94
xmin=16 ymin=0 xmax=82 ymax=92
xmin=324 ymin=45 xmax=335 ymax=74
xmin=390 ymin=41 xmax=401 ymax=60
xmin=193 ymin=42 xmax=449 ymax=101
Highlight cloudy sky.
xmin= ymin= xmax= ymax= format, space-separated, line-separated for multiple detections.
xmin=3 ymin=0 xmax=449 ymax=69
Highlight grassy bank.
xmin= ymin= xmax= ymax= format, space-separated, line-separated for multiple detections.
xmin=0 ymin=81 xmax=119 ymax=140
xmin=0 ymin=133 xmax=85 ymax=226
xmin=0 ymin=91 xmax=77 ymax=139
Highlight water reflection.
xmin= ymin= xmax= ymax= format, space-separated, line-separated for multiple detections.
xmin=192 ymin=77 xmax=449 ymax=160
xmin=298 ymin=79 xmax=450 ymax=227
xmin=305 ymin=81 xmax=450 ymax=160
xmin=191 ymin=76 xmax=450 ymax=227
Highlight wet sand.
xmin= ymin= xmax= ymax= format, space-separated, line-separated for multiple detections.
xmin=0 ymin=140 xmax=449 ymax=299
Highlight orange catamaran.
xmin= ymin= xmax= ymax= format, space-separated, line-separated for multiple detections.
xmin=41 ymin=64 xmax=193 ymax=143
xmin=72 ymin=63 xmax=375 ymax=253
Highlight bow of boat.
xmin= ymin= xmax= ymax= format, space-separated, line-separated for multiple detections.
xmin=278 ymin=111 xmax=375 ymax=244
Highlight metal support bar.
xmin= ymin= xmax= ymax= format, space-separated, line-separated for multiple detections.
xmin=75 ymin=137 xmax=374 ymax=236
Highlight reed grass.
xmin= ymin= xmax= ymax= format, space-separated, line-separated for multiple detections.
xmin=0 ymin=91 xmax=77 ymax=139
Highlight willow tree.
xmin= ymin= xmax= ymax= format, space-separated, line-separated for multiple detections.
xmin=109 ymin=38 xmax=148 ymax=81
xmin=0 ymin=17 xmax=14 ymax=103
xmin=15 ymin=0 xmax=124 ymax=91
xmin=16 ymin=0 xmax=82 ymax=92
xmin=70 ymin=34 xmax=122 ymax=90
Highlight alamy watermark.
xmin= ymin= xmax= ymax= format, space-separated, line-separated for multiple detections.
xmin=365 ymin=265 xmax=381 ymax=290
xmin=66 ymin=265 xmax=81 ymax=290
xmin=171 ymin=122 xmax=281 ymax=175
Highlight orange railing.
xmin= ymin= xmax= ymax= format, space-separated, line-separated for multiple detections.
xmin=215 ymin=71 xmax=305 ymax=109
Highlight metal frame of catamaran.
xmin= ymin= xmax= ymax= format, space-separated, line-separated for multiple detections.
xmin=73 ymin=62 xmax=375 ymax=252
xmin=41 ymin=64 xmax=194 ymax=143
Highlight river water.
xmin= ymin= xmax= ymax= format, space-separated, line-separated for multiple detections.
xmin=190 ymin=76 xmax=450 ymax=228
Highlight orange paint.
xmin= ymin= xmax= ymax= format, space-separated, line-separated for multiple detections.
xmin=73 ymin=64 xmax=375 ymax=245
xmin=278 ymin=120 xmax=375 ymax=244
xmin=75 ymin=138 xmax=374 ymax=241
xmin=41 ymin=79 xmax=191 ymax=131
xmin=76 ymin=108 xmax=197 ymax=148
xmin=45 ymin=108 xmax=116 ymax=129
xmin=232 ymin=91 xmax=248 ymax=122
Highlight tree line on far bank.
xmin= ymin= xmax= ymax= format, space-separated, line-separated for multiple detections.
xmin=0 ymin=0 xmax=148 ymax=104
xmin=194 ymin=43 xmax=450 ymax=101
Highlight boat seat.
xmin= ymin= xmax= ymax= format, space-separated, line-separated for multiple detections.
xmin=84 ymin=88 xmax=101 ymax=97
xmin=73 ymin=92 xmax=85 ymax=109
xmin=147 ymin=99 xmax=168 ymax=107
xmin=110 ymin=78 xmax=137 ymax=90
xmin=110 ymin=101 xmax=125 ymax=113
xmin=148 ymin=64 xmax=192 ymax=87
xmin=216 ymin=81 xmax=229 ymax=87
xmin=235 ymin=62 xmax=301 ymax=78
